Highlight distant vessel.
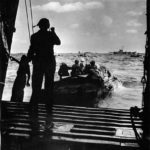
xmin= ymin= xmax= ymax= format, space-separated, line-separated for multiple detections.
xmin=113 ymin=49 xmax=142 ymax=57
xmin=130 ymin=52 xmax=141 ymax=57
xmin=113 ymin=49 xmax=125 ymax=55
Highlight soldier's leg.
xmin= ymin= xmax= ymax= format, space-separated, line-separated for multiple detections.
xmin=45 ymin=57 xmax=56 ymax=110
xmin=29 ymin=63 xmax=44 ymax=137
xmin=44 ymin=57 xmax=56 ymax=127
xmin=30 ymin=63 xmax=44 ymax=107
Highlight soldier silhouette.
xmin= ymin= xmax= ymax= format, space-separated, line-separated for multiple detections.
xmin=27 ymin=18 xmax=61 ymax=113
xmin=10 ymin=55 xmax=30 ymax=102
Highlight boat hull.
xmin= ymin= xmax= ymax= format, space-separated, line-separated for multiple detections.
xmin=49 ymin=76 xmax=112 ymax=107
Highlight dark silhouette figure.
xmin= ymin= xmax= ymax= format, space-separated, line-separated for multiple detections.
xmin=71 ymin=59 xmax=82 ymax=77
xmin=27 ymin=18 xmax=61 ymax=111
xmin=87 ymin=60 xmax=104 ymax=87
xmin=88 ymin=60 xmax=99 ymax=78
xmin=58 ymin=63 xmax=70 ymax=80
xmin=11 ymin=55 xmax=30 ymax=102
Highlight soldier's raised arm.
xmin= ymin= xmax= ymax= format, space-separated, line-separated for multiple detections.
xmin=51 ymin=27 xmax=61 ymax=45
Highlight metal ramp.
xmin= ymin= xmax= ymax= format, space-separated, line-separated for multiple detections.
xmin=1 ymin=101 xmax=141 ymax=150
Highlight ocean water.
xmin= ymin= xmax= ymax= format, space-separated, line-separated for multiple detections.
xmin=2 ymin=53 xmax=144 ymax=109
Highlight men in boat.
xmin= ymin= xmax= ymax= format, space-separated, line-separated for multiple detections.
xmin=87 ymin=60 xmax=104 ymax=87
xmin=58 ymin=63 xmax=70 ymax=80
xmin=10 ymin=55 xmax=30 ymax=102
xmin=27 ymin=18 xmax=61 ymax=112
xmin=71 ymin=59 xmax=82 ymax=77
xmin=88 ymin=60 xmax=100 ymax=79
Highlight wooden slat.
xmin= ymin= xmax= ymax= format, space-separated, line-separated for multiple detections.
xmin=3 ymin=102 xmax=131 ymax=113
xmin=1 ymin=101 xmax=141 ymax=149
xmin=38 ymin=130 xmax=136 ymax=143
xmin=54 ymin=104 xmax=130 ymax=112
xmin=7 ymin=107 xmax=141 ymax=123
xmin=9 ymin=112 xmax=141 ymax=125
xmin=51 ymin=136 xmax=121 ymax=145
xmin=52 ymin=113 xmax=141 ymax=124
xmin=52 ymin=117 xmax=141 ymax=128
xmin=52 ymin=107 xmax=131 ymax=116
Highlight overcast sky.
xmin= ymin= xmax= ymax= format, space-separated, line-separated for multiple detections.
xmin=11 ymin=0 xmax=146 ymax=53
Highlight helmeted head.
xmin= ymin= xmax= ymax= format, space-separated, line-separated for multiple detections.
xmin=75 ymin=59 xmax=79 ymax=65
xmin=90 ymin=60 xmax=95 ymax=66
xmin=37 ymin=18 xmax=50 ymax=30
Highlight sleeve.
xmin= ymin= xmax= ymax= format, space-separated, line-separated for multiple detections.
xmin=51 ymin=31 xmax=61 ymax=45
xmin=27 ymin=35 xmax=35 ymax=62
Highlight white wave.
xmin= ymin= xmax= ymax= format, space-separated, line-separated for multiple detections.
xmin=110 ymin=78 xmax=126 ymax=92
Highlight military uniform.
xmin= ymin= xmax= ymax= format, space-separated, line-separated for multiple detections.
xmin=27 ymin=18 xmax=61 ymax=108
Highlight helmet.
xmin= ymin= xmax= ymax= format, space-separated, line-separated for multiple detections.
xmin=37 ymin=18 xmax=50 ymax=29
xmin=75 ymin=59 xmax=79 ymax=64
xmin=90 ymin=60 xmax=95 ymax=66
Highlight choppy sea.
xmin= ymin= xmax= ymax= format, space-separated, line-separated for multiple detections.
xmin=2 ymin=52 xmax=144 ymax=109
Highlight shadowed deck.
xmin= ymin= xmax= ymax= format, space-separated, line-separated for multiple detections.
xmin=1 ymin=101 xmax=141 ymax=150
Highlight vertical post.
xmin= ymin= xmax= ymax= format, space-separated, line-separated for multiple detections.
xmin=0 ymin=0 xmax=19 ymax=99
xmin=143 ymin=0 xmax=150 ymax=149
